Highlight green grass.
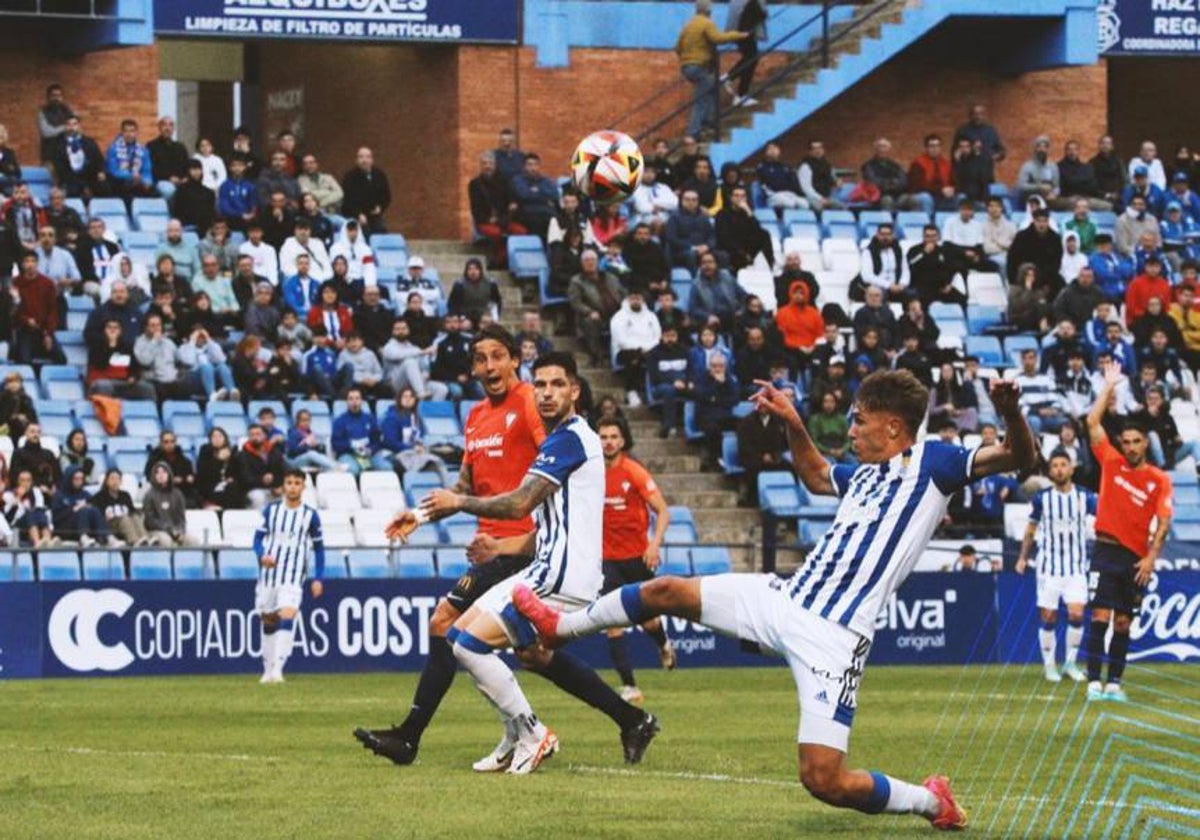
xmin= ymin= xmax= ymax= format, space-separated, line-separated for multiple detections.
xmin=1 ymin=664 xmax=1197 ymax=839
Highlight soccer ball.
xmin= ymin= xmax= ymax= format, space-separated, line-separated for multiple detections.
xmin=570 ymin=130 xmax=643 ymax=205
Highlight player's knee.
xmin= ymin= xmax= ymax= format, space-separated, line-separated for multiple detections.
xmin=1067 ymin=607 xmax=1084 ymax=624
xmin=515 ymin=645 xmax=553 ymax=670
xmin=1040 ymin=611 xmax=1058 ymax=627
xmin=799 ymin=761 xmax=848 ymax=805
xmin=261 ymin=613 xmax=278 ymax=631
xmin=606 ymin=628 xmax=624 ymax=639
xmin=430 ymin=600 xmax=459 ymax=637
xmin=641 ymin=576 xmax=683 ymax=608
xmin=1113 ymin=614 xmax=1133 ymax=634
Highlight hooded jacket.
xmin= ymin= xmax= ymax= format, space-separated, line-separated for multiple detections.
xmin=142 ymin=461 xmax=188 ymax=536
xmin=329 ymin=227 xmax=377 ymax=285
xmin=13 ymin=270 xmax=59 ymax=334
xmin=775 ymin=281 xmax=825 ymax=350
xmin=610 ymin=298 xmax=662 ymax=354
xmin=50 ymin=466 xmax=92 ymax=532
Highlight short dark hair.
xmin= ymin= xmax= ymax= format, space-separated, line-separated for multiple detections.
xmin=924 ymin=133 xmax=942 ymax=145
xmin=532 ymin=351 xmax=579 ymax=382
xmin=46 ymin=83 xmax=62 ymax=96
xmin=121 ymin=118 xmax=137 ymax=130
xmin=596 ymin=415 xmax=634 ymax=451
xmin=524 ymin=152 xmax=540 ymax=163
xmin=283 ymin=467 xmax=306 ymax=482
xmin=470 ymin=324 xmax=518 ymax=359
xmin=1048 ymin=450 xmax=1073 ymax=465
xmin=1120 ymin=418 xmax=1148 ymax=438
xmin=853 ymin=369 xmax=929 ymax=436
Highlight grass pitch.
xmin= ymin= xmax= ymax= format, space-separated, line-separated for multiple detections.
xmin=1 ymin=664 xmax=1197 ymax=839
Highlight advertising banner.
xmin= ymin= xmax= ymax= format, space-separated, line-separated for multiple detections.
xmin=154 ymin=0 xmax=520 ymax=45
xmin=1100 ymin=0 xmax=1200 ymax=55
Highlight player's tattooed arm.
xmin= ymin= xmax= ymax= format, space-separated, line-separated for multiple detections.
xmin=453 ymin=464 xmax=474 ymax=497
xmin=421 ymin=474 xmax=558 ymax=522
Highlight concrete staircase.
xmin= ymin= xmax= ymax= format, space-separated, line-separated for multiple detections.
xmin=407 ymin=238 xmax=765 ymax=570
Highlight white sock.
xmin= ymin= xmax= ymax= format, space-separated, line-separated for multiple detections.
xmin=875 ymin=774 xmax=939 ymax=816
xmin=558 ymin=585 xmax=646 ymax=639
xmin=453 ymin=641 xmax=534 ymax=720
xmin=275 ymin=620 xmax=295 ymax=675
xmin=1065 ymin=624 xmax=1083 ymax=665
xmin=1039 ymin=627 xmax=1057 ymax=668
xmin=262 ymin=631 xmax=277 ymax=675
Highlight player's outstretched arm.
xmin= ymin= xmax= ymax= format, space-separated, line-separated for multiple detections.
xmin=971 ymin=380 xmax=1040 ymax=478
xmin=751 ymin=380 xmax=834 ymax=495
xmin=421 ymin=473 xmax=558 ymax=522
xmin=1086 ymin=360 xmax=1122 ymax=444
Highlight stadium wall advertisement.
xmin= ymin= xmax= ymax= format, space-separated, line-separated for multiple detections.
xmin=153 ymin=0 xmax=520 ymax=44
xmin=1 ymin=572 xmax=1197 ymax=679
xmin=1100 ymin=0 xmax=1200 ymax=55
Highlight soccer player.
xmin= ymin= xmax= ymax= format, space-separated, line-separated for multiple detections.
xmin=597 ymin=416 xmax=676 ymax=703
xmin=255 ymin=469 xmax=325 ymax=684
xmin=1016 ymin=451 xmax=1095 ymax=683
xmin=354 ymin=330 xmax=654 ymax=768
xmin=1083 ymin=361 xmax=1173 ymax=702
xmin=515 ymin=370 xmax=1038 ymax=828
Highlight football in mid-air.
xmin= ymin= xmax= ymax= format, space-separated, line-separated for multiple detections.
xmin=570 ymin=130 xmax=643 ymax=205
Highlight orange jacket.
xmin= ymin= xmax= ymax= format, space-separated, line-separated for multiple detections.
xmin=775 ymin=281 xmax=825 ymax=350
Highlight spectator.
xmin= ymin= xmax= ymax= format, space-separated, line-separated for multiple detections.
xmin=87 ymin=318 xmax=155 ymax=400
xmin=341 ymin=146 xmax=393 ymax=234
xmin=154 ymin=218 xmax=197 ymax=281
xmin=274 ymin=131 xmax=300 ymax=176
xmin=752 ymin=141 xmax=802 ymax=210
xmin=430 ymin=316 xmax=476 ymax=399
xmin=808 ymin=390 xmax=856 ymax=465
xmin=33 ymin=225 xmax=80 ymax=292
xmin=1170 ymin=281 xmax=1200 ymax=372
xmin=180 ymin=324 xmax=239 ymax=400
xmin=623 ymin=223 xmax=670 ymax=297
xmin=854 ymin=223 xmax=909 ymax=302
xmin=218 ymin=154 xmax=258 ymax=230
xmin=104 ymin=253 xmax=151 ymax=306
xmin=401 ymin=291 xmax=439 ymax=349
xmin=4 ymin=181 xmax=47 ymax=255
xmin=798 ymin=140 xmax=844 ymax=211
xmin=239 ymin=220 xmax=280 ymax=282
xmin=232 ymin=334 xmax=274 ymax=398
xmin=12 ymin=423 xmax=60 ymax=494
xmin=1085 ymin=134 xmax=1124 ymax=207
xmin=893 ymin=332 xmax=933 ymax=387
xmin=263 ymin=338 xmax=301 ymax=398
xmin=145 ymin=431 xmax=197 ymax=505
xmin=191 ymin=256 xmax=240 ymax=325
xmin=196 ymin=428 xmax=242 ymax=510
xmin=735 ymin=293 xmax=774 ymax=345
xmin=332 ymin=388 xmax=392 ymax=475
xmin=1137 ymin=326 xmax=1186 ymax=394
xmin=724 ymin=0 xmax=766 ymax=106
xmin=75 ymin=217 xmax=119 ymax=295
xmin=665 ymin=189 xmax=718 ymax=271
xmin=353 ymin=284 xmax=392 ymax=353
xmin=1058 ymin=140 xmax=1109 ymax=210
xmin=513 ymin=311 xmax=553 ymax=358
xmin=44 ymin=187 xmax=85 ymax=248
xmin=257 ymin=190 xmax=296 ymax=251
xmin=283 ymin=409 xmax=339 ymax=473
xmin=861 ymin=137 xmax=918 ymax=210
xmin=257 ymin=150 xmax=300 ymax=209
xmin=0 ymin=123 xmax=16 ymax=197
xmin=282 ymin=253 xmax=322 ymax=318
xmin=590 ymin=203 xmax=628 ymax=248
xmin=91 ymin=469 xmax=150 ymax=547
xmin=693 ymin=353 xmax=740 ymax=469
xmin=105 ymin=118 xmax=154 ymax=205
xmin=1159 ymin=201 xmax=1198 ymax=272
xmin=492 ymin=127 xmax=525 ymax=182
xmin=12 ymin=252 xmax=64 ymax=364
xmin=133 ymin=313 xmax=187 ymax=399
xmin=59 ymin=429 xmax=98 ymax=484
xmin=773 ymin=249 xmax=819 ymax=310
xmin=953 ymin=103 xmax=1006 ymax=162
xmin=717 ymin=161 xmax=744 ymax=209
xmin=1060 ymin=230 xmax=1088 ymax=283
xmin=3 ymin=470 xmax=51 ymax=547
xmin=1012 ymin=349 xmax=1067 ymax=433
xmin=50 ymin=114 xmax=106 ymax=199
xmin=1008 ymin=263 xmax=1052 ymax=334
xmin=682 ymin=156 xmax=722 ymax=216
xmin=296 ymin=153 xmax=343 ymax=214
xmin=1088 ymin=233 xmax=1132 ymax=302
xmin=335 ymin=331 xmax=387 ymax=399
xmin=382 ymin=319 xmax=443 ymax=399
xmin=381 ymin=388 xmax=453 ymax=485
xmin=715 ymin=183 xmax=773 ymax=271
xmin=296 ymin=192 xmax=334 ymax=247
xmin=980 ymin=196 xmax=1016 ymax=265
xmin=688 ymin=324 xmax=734 ymax=380
xmin=142 ymin=462 xmax=194 ymax=546
xmin=84 ymin=280 xmax=144 ymax=350
xmin=280 ymin=218 xmax=333 ymax=282
xmin=547 ymin=189 xmax=590 ymax=246
xmin=1125 ymin=255 xmax=1171 ymax=326
xmin=735 ymin=401 xmax=787 ymax=505
xmin=52 ymin=467 xmax=119 ymax=547
xmin=1128 ymin=140 xmax=1167 ymax=190
xmin=907 ymin=224 xmax=968 ymax=308
xmin=144 ymin=116 xmax=189 ymax=202
xmin=0 ymin=372 xmax=37 ymax=443
xmin=930 ymin=362 xmax=979 ymax=432
xmin=734 ymin=325 xmax=775 ymax=396
xmin=1008 ymin=209 xmax=1064 ymax=292
xmin=235 ymin=423 xmax=284 ymax=510
xmin=277 ymin=306 xmax=314 ymax=354
xmin=569 ymin=249 xmax=625 ymax=365
xmin=168 ymin=160 xmax=217 ymax=237
xmin=329 ymin=219 xmax=378 ymax=288
xmin=1138 ymin=387 xmax=1200 ymax=469
xmin=301 ymin=326 xmax=348 ymax=399
xmin=775 ymin=280 xmax=823 ymax=375
xmin=647 ymin=326 xmax=690 ymax=438
xmin=1121 ymin=166 xmax=1166 ymax=218
xmin=655 ymin=287 xmax=690 ymax=339
xmin=229 ymin=127 xmax=262 ymax=181
xmin=1166 ymin=171 xmax=1200 ymax=223
xmin=469 ymin=151 xmax=522 ymax=269
xmin=38 ymin=83 xmax=72 ymax=163
xmin=1132 ymin=229 xmax=1167 ymax=277
xmin=1052 ymin=265 xmax=1105 ymax=331
xmin=1064 ymin=198 xmax=1098 ymax=254
xmin=688 ymin=251 xmax=743 ymax=332
xmin=952 ymin=137 xmax=993 ymax=205
xmin=398 ymin=255 xmax=444 ymax=316
xmin=611 ymin=290 xmax=661 ymax=407
xmin=1094 ymin=321 xmax=1137 ymax=375
xmin=307 ymin=281 xmax=354 ymax=347
xmin=1056 ymin=347 xmax=1096 ymax=419
xmin=964 ymin=472 xmax=1016 ymax=538
xmin=676 ymin=0 xmax=748 ymax=137
xmin=447 ymin=258 xmax=501 ymax=327
xmin=1016 ymin=135 xmax=1066 ymax=208
xmin=907 ymin=134 xmax=957 ymax=213
xmin=244 ymin=281 xmax=282 ymax=340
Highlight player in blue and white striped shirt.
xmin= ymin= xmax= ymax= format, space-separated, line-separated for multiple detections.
xmin=1016 ymin=451 xmax=1096 ymax=683
xmin=254 ymin=469 xmax=325 ymax=684
xmin=515 ymin=370 xmax=1039 ymax=830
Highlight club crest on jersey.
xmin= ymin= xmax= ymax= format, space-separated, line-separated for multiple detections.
xmin=622 ymin=481 xmax=631 ymax=493
xmin=505 ymin=412 xmax=517 ymax=429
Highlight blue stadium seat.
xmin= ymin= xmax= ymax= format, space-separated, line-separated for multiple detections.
xmin=65 ymin=197 xmax=86 ymax=217
xmin=371 ymin=233 xmax=408 ymax=251
xmin=782 ymin=208 xmax=818 ymax=227
xmin=131 ymin=197 xmax=168 ymax=218
xmin=671 ymin=278 xmax=693 ymax=305
xmin=98 ymin=214 xmax=129 ymax=237
xmin=682 ymin=402 xmax=705 ymax=442
xmin=821 ymin=209 xmax=856 ymax=226
xmin=39 ymin=552 xmax=82 ymax=581
xmin=37 ymin=399 xmax=73 ymax=416
xmin=122 ymin=401 xmax=160 ymax=419
xmin=348 ymin=548 xmax=392 ymax=578
xmin=1173 ymin=507 xmax=1200 ymax=523
xmin=691 ymin=546 xmax=733 ymax=576
xmin=404 ymin=523 xmax=444 ymax=547
xmin=896 ymin=210 xmax=931 ymax=230
xmin=1092 ymin=210 xmax=1117 ymax=229
xmin=248 ymin=400 xmax=288 ymax=422
xmin=785 ymin=221 xmax=821 ymax=241
xmin=88 ymin=197 xmax=127 ymax=217
xmin=130 ymin=551 xmax=172 ymax=581
xmin=444 ymin=523 xmax=476 ymax=545
xmin=402 ymin=470 xmax=444 ymax=496
xmin=436 ymin=548 xmax=470 ymax=578
xmin=964 ymin=335 xmax=1005 ymax=368
xmin=82 ymin=547 xmax=125 ymax=580
xmin=801 ymin=519 xmax=833 ymax=545
xmin=458 ymin=400 xmax=480 ymax=427
xmin=322 ymin=553 xmax=349 ymax=579
xmin=293 ymin=398 xmax=331 ymax=417
xmin=824 ymin=221 xmax=859 ymax=241
xmin=1171 ymin=468 xmax=1199 ymax=487
xmin=1 ymin=553 xmax=35 ymax=582
xmin=966 ymin=305 xmax=1004 ymax=334
xmin=218 ymin=550 xmax=259 ymax=580
xmin=173 ymin=550 xmax=209 ymax=580
xmin=797 ymin=483 xmax=839 ymax=518
xmin=124 ymin=416 xmax=163 ymax=438
xmin=396 ymin=548 xmax=436 ymax=578
xmin=420 ymin=400 xmax=461 ymax=439
xmin=1005 ymin=334 xmax=1041 ymax=366
xmin=21 ymin=165 xmax=52 ymax=185
xmin=928 ymin=302 xmax=965 ymax=323
xmin=670 ymin=267 xmax=692 ymax=283
xmin=1173 ymin=522 xmax=1200 ymax=541
xmin=123 ymin=230 xmax=160 ymax=249
xmin=166 ymin=412 xmax=205 ymax=438
xmin=1174 ymin=484 xmax=1200 ymax=507
xmin=659 ymin=547 xmax=692 ymax=576
xmin=665 ymin=522 xmax=698 ymax=543
xmin=753 ymin=207 xmax=777 ymax=225
xmin=762 ymin=485 xmax=802 ymax=517
xmin=40 ymin=414 xmax=76 ymax=439
xmin=668 ymin=505 xmax=695 ymax=526
xmin=721 ymin=433 xmax=743 ymax=476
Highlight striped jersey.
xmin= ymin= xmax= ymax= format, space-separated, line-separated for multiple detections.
xmin=788 ymin=441 xmax=976 ymax=638
xmin=254 ymin=501 xmax=325 ymax=587
xmin=1029 ymin=485 xmax=1096 ymax=577
xmin=523 ymin=415 xmax=605 ymax=601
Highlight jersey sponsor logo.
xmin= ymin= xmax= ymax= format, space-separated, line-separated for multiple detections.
xmin=48 ymin=588 xmax=135 ymax=673
xmin=874 ymin=589 xmax=956 ymax=652
xmin=1112 ymin=474 xmax=1150 ymax=505
xmin=466 ymin=432 xmax=504 ymax=452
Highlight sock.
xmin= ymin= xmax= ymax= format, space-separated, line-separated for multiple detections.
xmin=644 ymin=619 xmax=668 ymax=649
xmin=398 ymin=636 xmax=457 ymax=744
xmin=558 ymin=584 xmax=651 ymax=639
xmin=1107 ymin=630 xmax=1130 ymax=685
xmin=1065 ymin=621 xmax=1084 ymax=667
xmin=275 ymin=618 xmax=295 ymax=675
xmin=261 ymin=627 xmax=277 ymax=675
xmin=864 ymin=772 xmax=939 ymax=817
xmin=1038 ymin=621 xmax=1057 ymax=668
xmin=538 ymin=649 xmax=644 ymax=730
xmin=452 ymin=636 xmax=534 ymax=720
xmin=1086 ymin=620 xmax=1108 ymax=683
xmin=607 ymin=634 xmax=637 ymax=687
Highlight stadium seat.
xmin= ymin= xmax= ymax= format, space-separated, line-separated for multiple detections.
xmin=322 ymin=552 xmax=350 ymax=579
xmin=659 ymin=547 xmax=692 ymax=576
xmin=88 ymin=197 xmax=127 ymax=217
xmin=1 ymin=553 xmax=35 ymax=582
xmin=405 ymin=523 xmax=444 ymax=547
xmin=218 ymin=550 xmax=259 ymax=580
xmin=444 ymin=522 xmax=476 ymax=545
xmin=1005 ymin=334 xmax=1041 ymax=366
xmin=82 ymin=551 xmax=126 ymax=581
xmin=321 ymin=510 xmax=357 ymax=546
xmin=173 ymin=550 xmax=210 ymax=580
xmin=436 ymin=547 xmax=470 ymax=578
xmin=130 ymin=551 xmax=173 ymax=581
xmin=347 ymin=548 xmax=392 ymax=578
xmin=801 ymin=519 xmax=833 ymax=545
xmin=354 ymin=509 xmax=396 ymax=545
xmin=928 ymin=302 xmax=965 ymax=323
xmin=691 ymin=546 xmax=733 ymax=575
xmin=39 ymin=552 xmax=82 ymax=581
xmin=964 ymin=335 xmax=1005 ymax=368
xmin=359 ymin=470 xmax=402 ymax=503
xmin=966 ymin=305 xmax=1004 ymax=334
xmin=40 ymin=414 xmax=76 ymax=439
xmin=402 ymin=470 xmax=444 ymax=497
xmin=221 ymin=511 xmax=261 ymax=547
xmin=457 ymin=400 xmax=479 ymax=427
xmin=396 ymin=548 xmax=435 ymax=578
xmin=721 ymin=433 xmax=743 ymax=476
xmin=123 ymin=230 xmax=160 ymax=249
xmin=681 ymin=402 xmax=705 ymax=443
xmin=1173 ymin=522 xmax=1200 ymax=541
xmin=39 ymin=365 xmax=85 ymax=401
xmin=797 ymin=483 xmax=839 ymax=517
xmin=668 ymin=505 xmax=695 ymax=527
xmin=420 ymin=400 xmax=461 ymax=440
xmin=896 ymin=210 xmax=931 ymax=230
xmin=316 ymin=471 xmax=358 ymax=505
xmin=185 ymin=510 xmax=223 ymax=544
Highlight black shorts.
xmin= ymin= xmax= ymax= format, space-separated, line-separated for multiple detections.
xmin=445 ymin=554 xmax=533 ymax=613
xmin=1089 ymin=542 xmax=1145 ymax=614
xmin=602 ymin=558 xmax=655 ymax=594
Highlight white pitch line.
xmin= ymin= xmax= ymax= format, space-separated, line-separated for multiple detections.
xmin=0 ymin=744 xmax=280 ymax=763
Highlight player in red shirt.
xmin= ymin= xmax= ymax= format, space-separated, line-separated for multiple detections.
xmin=1084 ymin=361 xmax=1173 ymax=702
xmin=357 ymin=326 xmax=656 ymax=768
xmin=597 ymin=417 xmax=675 ymax=704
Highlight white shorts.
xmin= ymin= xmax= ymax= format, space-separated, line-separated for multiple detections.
xmin=255 ymin=582 xmax=303 ymax=614
xmin=699 ymin=574 xmax=870 ymax=752
xmin=1036 ymin=572 xmax=1088 ymax=611
xmin=473 ymin=569 xmax=592 ymax=649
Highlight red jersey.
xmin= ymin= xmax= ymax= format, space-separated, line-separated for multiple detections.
xmin=603 ymin=454 xmax=659 ymax=560
xmin=462 ymin=381 xmax=545 ymax=538
xmin=1092 ymin=436 xmax=1173 ymax=557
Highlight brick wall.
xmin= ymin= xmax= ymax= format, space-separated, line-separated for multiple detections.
xmin=0 ymin=44 xmax=159 ymax=165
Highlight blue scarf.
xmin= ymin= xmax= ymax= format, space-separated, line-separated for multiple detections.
xmin=112 ymin=137 xmax=145 ymax=175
